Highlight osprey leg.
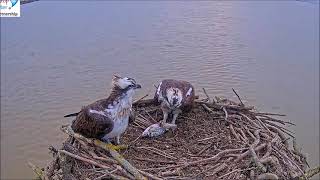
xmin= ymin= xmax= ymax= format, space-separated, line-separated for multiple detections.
xmin=116 ymin=135 xmax=120 ymax=145
xmin=172 ymin=109 xmax=182 ymax=124
xmin=161 ymin=108 xmax=169 ymax=123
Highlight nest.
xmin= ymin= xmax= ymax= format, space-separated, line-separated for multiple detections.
xmin=29 ymin=90 xmax=319 ymax=180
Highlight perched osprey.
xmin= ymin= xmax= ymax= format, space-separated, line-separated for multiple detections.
xmin=154 ymin=79 xmax=195 ymax=124
xmin=64 ymin=75 xmax=141 ymax=144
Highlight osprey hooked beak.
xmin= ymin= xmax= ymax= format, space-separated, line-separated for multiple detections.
xmin=134 ymin=84 xmax=142 ymax=89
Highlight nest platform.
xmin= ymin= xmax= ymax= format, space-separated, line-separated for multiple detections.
xmin=28 ymin=90 xmax=319 ymax=180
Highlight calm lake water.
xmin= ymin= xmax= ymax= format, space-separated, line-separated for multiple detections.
xmin=1 ymin=1 xmax=319 ymax=179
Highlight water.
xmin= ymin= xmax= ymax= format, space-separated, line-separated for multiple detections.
xmin=1 ymin=1 xmax=319 ymax=179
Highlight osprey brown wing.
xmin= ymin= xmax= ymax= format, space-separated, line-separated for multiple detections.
xmin=71 ymin=107 xmax=114 ymax=139
xmin=181 ymin=83 xmax=195 ymax=105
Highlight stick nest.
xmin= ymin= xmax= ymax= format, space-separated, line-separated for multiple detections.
xmin=35 ymin=91 xmax=316 ymax=180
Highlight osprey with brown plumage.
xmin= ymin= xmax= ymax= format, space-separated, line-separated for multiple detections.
xmin=154 ymin=79 xmax=195 ymax=124
xmin=64 ymin=75 xmax=141 ymax=144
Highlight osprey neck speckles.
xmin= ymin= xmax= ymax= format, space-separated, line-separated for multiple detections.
xmin=64 ymin=75 xmax=141 ymax=144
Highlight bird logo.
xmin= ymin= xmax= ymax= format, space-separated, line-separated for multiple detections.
xmin=10 ymin=0 xmax=18 ymax=7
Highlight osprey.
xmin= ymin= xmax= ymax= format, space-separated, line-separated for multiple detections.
xmin=154 ymin=79 xmax=195 ymax=125
xmin=64 ymin=75 xmax=141 ymax=144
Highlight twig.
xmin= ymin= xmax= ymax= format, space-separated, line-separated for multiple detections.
xmin=293 ymin=138 xmax=309 ymax=168
xmin=141 ymin=165 xmax=181 ymax=171
xmin=222 ymin=107 xmax=228 ymax=120
xmin=300 ymin=166 xmax=320 ymax=179
xmin=275 ymin=146 xmax=307 ymax=179
xmin=201 ymin=103 xmax=214 ymax=113
xmin=145 ymin=110 xmax=158 ymax=124
xmin=113 ymin=165 xmax=136 ymax=180
xmin=262 ymin=142 xmax=272 ymax=159
xmin=245 ymin=127 xmax=256 ymax=139
xmin=262 ymin=119 xmax=295 ymax=134
xmin=217 ymin=167 xmax=257 ymax=179
xmin=183 ymin=148 xmax=246 ymax=167
xmin=256 ymin=116 xmax=273 ymax=135
xmin=193 ymin=163 xmax=221 ymax=177
xmin=235 ymin=143 xmax=267 ymax=163
xmin=199 ymin=101 xmax=254 ymax=111
xmin=256 ymin=112 xmax=286 ymax=117
xmin=58 ymin=150 xmax=126 ymax=179
xmin=136 ymin=146 xmax=178 ymax=160
xmin=229 ymin=124 xmax=240 ymax=140
xmin=197 ymin=143 xmax=213 ymax=155
xmin=260 ymin=156 xmax=279 ymax=167
xmin=257 ymin=173 xmax=279 ymax=180
xmin=132 ymin=121 xmax=146 ymax=130
xmin=268 ymin=125 xmax=289 ymax=148
xmin=206 ymin=162 xmax=228 ymax=177
xmin=258 ymin=115 xmax=295 ymax=126
xmin=246 ymin=130 xmax=266 ymax=172
xmin=238 ymin=112 xmax=260 ymax=128
xmin=88 ymin=151 xmax=118 ymax=164
xmin=129 ymin=134 xmax=142 ymax=146
xmin=266 ymin=124 xmax=295 ymax=138
xmin=180 ymin=115 xmax=197 ymax=121
xmin=232 ymin=88 xmax=244 ymax=106
xmin=160 ymin=169 xmax=181 ymax=176
xmin=133 ymin=94 xmax=149 ymax=104
xmin=136 ymin=115 xmax=151 ymax=125
xmin=138 ymin=170 xmax=164 ymax=180
xmin=238 ymin=128 xmax=249 ymax=143
xmin=249 ymin=146 xmax=266 ymax=172
xmin=143 ymin=148 xmax=247 ymax=172
xmin=27 ymin=162 xmax=44 ymax=179
xmin=134 ymin=157 xmax=176 ymax=164
xmin=94 ymin=167 xmax=121 ymax=180
xmin=202 ymin=88 xmax=215 ymax=104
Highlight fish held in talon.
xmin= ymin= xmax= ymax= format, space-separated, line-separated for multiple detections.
xmin=142 ymin=122 xmax=177 ymax=138
xmin=154 ymin=79 xmax=195 ymax=125
xmin=64 ymin=74 xmax=141 ymax=147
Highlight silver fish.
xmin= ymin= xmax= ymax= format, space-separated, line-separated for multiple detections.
xmin=142 ymin=122 xmax=177 ymax=138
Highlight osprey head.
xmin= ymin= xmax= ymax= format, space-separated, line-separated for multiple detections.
xmin=166 ymin=88 xmax=182 ymax=108
xmin=112 ymin=74 xmax=142 ymax=90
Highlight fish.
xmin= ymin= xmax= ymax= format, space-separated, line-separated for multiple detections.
xmin=142 ymin=122 xmax=177 ymax=138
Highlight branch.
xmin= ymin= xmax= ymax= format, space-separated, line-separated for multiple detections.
xmin=60 ymin=125 xmax=146 ymax=180
xmin=58 ymin=150 xmax=127 ymax=180
xmin=202 ymin=88 xmax=215 ymax=104
xmin=133 ymin=94 xmax=149 ymax=104
xmin=293 ymin=138 xmax=309 ymax=169
xmin=27 ymin=162 xmax=44 ymax=179
xmin=300 ymin=166 xmax=320 ymax=179
xmin=138 ymin=170 xmax=164 ymax=180
xmin=222 ymin=107 xmax=228 ymax=120
xmin=232 ymin=88 xmax=244 ymax=106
